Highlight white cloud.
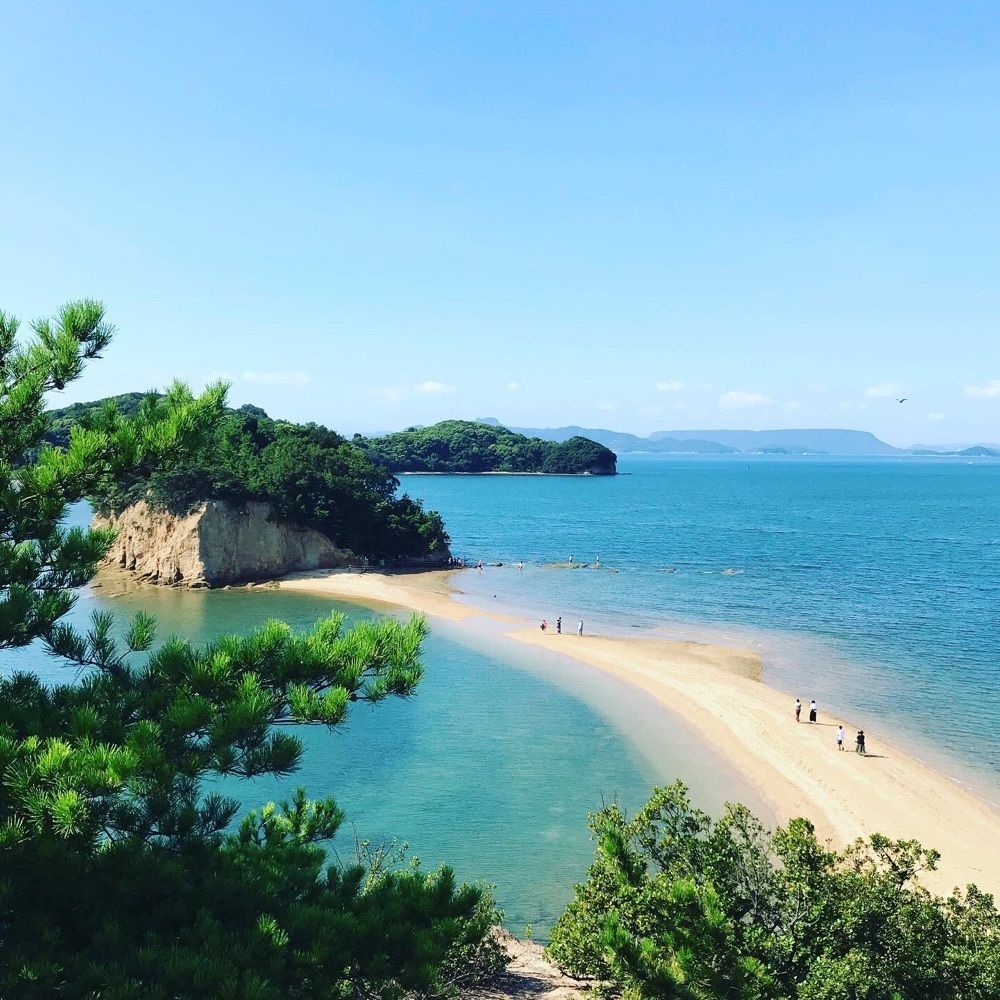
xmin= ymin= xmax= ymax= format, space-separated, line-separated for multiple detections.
xmin=506 ymin=381 xmax=520 ymax=391
xmin=655 ymin=379 xmax=685 ymax=392
xmin=597 ymin=402 xmax=618 ymax=412
xmin=927 ymin=412 xmax=945 ymax=421
xmin=839 ymin=400 xmax=871 ymax=411
xmin=865 ymin=382 xmax=903 ymax=399
xmin=369 ymin=387 xmax=404 ymax=401
xmin=414 ymin=380 xmax=456 ymax=394
xmin=965 ymin=379 xmax=1000 ymax=399
xmin=719 ymin=390 xmax=772 ymax=409
xmin=242 ymin=371 xmax=311 ymax=385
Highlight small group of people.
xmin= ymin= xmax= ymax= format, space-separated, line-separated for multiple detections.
xmin=796 ymin=697 xmax=868 ymax=755
xmin=837 ymin=725 xmax=867 ymax=754
xmin=540 ymin=616 xmax=584 ymax=636
xmin=794 ymin=697 xmax=819 ymax=723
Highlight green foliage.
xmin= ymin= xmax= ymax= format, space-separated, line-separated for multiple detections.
xmin=355 ymin=420 xmax=618 ymax=474
xmin=0 ymin=302 xmax=501 ymax=996
xmin=52 ymin=398 xmax=451 ymax=561
xmin=547 ymin=782 xmax=1000 ymax=999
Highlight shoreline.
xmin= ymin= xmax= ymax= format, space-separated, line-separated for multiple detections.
xmin=280 ymin=568 xmax=1000 ymax=896
xmin=398 ymin=470 xmax=616 ymax=477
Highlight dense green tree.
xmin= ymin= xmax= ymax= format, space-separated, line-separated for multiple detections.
xmin=547 ymin=782 xmax=1000 ymax=999
xmin=59 ymin=400 xmax=451 ymax=561
xmin=355 ymin=421 xmax=617 ymax=475
xmin=0 ymin=302 xmax=500 ymax=997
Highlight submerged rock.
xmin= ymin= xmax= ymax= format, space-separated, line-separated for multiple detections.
xmin=94 ymin=499 xmax=353 ymax=588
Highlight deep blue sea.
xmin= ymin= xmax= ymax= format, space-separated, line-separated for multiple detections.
xmin=400 ymin=455 xmax=1000 ymax=800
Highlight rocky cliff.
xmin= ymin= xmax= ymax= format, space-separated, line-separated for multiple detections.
xmin=94 ymin=500 xmax=353 ymax=588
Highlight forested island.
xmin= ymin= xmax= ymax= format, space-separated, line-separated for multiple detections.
xmin=48 ymin=392 xmax=450 ymax=565
xmin=354 ymin=419 xmax=618 ymax=474
xmin=45 ymin=400 xmax=614 ymax=587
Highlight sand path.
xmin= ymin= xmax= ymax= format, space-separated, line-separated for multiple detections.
xmin=281 ymin=568 xmax=1000 ymax=896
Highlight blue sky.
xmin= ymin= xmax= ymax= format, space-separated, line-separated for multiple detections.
xmin=2 ymin=2 xmax=999 ymax=445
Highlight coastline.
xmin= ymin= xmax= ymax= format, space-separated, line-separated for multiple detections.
xmin=281 ymin=568 xmax=1000 ymax=896
xmin=398 ymin=471 xmax=616 ymax=476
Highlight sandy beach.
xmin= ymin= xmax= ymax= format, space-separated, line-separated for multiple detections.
xmin=281 ymin=568 xmax=1000 ymax=896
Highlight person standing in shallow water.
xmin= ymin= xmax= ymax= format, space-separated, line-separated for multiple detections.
xmin=809 ymin=699 xmax=818 ymax=723
xmin=795 ymin=698 xmax=802 ymax=723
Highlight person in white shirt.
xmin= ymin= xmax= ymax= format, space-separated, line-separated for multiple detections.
xmin=809 ymin=699 xmax=818 ymax=723
xmin=837 ymin=725 xmax=845 ymax=750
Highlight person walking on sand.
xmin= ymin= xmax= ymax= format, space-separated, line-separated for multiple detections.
xmin=540 ymin=619 xmax=547 ymax=632
xmin=577 ymin=620 xmax=584 ymax=636
xmin=837 ymin=725 xmax=845 ymax=750
xmin=856 ymin=730 xmax=867 ymax=755
xmin=809 ymin=699 xmax=818 ymax=724
xmin=795 ymin=698 xmax=802 ymax=723
xmin=556 ymin=616 xmax=562 ymax=634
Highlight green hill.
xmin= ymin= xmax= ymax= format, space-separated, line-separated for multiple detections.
xmin=46 ymin=394 xmax=450 ymax=561
xmin=355 ymin=420 xmax=617 ymax=474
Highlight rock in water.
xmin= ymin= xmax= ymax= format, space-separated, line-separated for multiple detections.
xmin=94 ymin=500 xmax=352 ymax=587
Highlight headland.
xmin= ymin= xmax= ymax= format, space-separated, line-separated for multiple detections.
xmin=280 ymin=567 xmax=1000 ymax=897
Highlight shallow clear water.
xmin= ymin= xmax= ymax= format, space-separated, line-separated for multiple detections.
xmin=4 ymin=577 xmax=761 ymax=935
xmin=400 ymin=456 xmax=1000 ymax=799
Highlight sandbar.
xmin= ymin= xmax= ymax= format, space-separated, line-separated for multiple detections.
xmin=280 ymin=568 xmax=1000 ymax=896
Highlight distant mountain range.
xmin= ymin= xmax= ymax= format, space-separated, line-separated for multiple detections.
xmin=476 ymin=421 xmax=1000 ymax=457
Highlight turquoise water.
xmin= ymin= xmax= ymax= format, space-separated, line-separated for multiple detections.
xmin=400 ymin=456 xmax=1000 ymax=799
xmin=4 ymin=577 xmax=761 ymax=934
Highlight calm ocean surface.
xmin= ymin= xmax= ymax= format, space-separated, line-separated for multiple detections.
xmin=402 ymin=456 xmax=1000 ymax=800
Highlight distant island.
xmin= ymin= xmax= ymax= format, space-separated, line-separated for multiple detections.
xmin=48 ymin=393 xmax=453 ymax=585
xmin=354 ymin=420 xmax=618 ymax=474
xmin=477 ymin=420 xmax=1000 ymax=458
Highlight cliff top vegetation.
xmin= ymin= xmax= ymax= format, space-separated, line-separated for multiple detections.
xmin=48 ymin=393 xmax=450 ymax=561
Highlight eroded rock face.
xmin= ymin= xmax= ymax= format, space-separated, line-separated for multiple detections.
xmin=94 ymin=500 xmax=352 ymax=587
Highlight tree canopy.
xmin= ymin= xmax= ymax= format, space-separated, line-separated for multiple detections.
xmin=355 ymin=420 xmax=617 ymax=475
xmin=547 ymin=782 xmax=1000 ymax=1000
xmin=48 ymin=396 xmax=451 ymax=562
xmin=0 ymin=302 xmax=500 ymax=997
